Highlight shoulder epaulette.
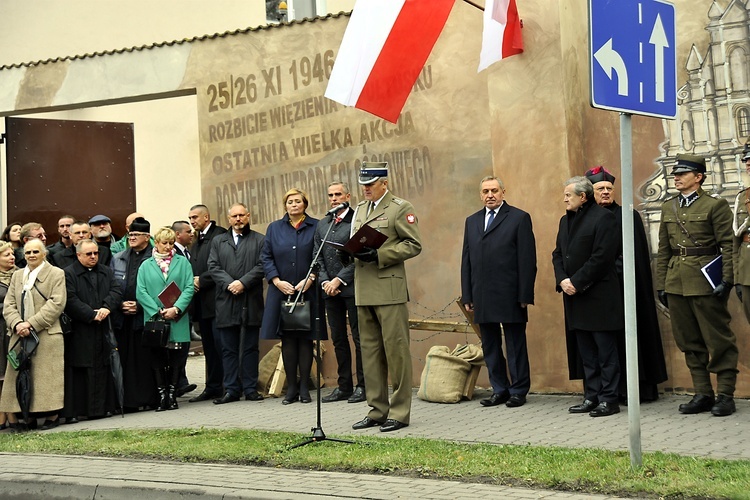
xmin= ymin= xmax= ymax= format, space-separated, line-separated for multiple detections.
xmin=392 ymin=198 xmax=404 ymax=205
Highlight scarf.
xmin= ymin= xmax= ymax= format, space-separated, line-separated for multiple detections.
xmin=289 ymin=214 xmax=306 ymax=230
xmin=22 ymin=261 xmax=46 ymax=320
xmin=152 ymin=247 xmax=174 ymax=279
xmin=0 ymin=266 xmax=16 ymax=287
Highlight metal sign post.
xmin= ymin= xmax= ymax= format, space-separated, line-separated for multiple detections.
xmin=589 ymin=0 xmax=677 ymax=469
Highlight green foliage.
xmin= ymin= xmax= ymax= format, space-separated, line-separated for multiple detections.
xmin=1 ymin=428 xmax=749 ymax=499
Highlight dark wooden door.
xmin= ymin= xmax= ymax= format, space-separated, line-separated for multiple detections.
xmin=4 ymin=116 xmax=136 ymax=243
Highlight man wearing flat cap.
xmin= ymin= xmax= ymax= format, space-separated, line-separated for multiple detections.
xmin=350 ymin=162 xmax=422 ymax=433
xmin=89 ymin=214 xmax=118 ymax=248
xmin=656 ymin=154 xmax=738 ymax=417
xmin=733 ymin=142 xmax=750 ymax=325
xmin=583 ymin=167 xmax=668 ymax=403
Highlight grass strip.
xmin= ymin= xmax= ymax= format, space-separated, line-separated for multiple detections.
xmin=1 ymin=428 xmax=748 ymax=499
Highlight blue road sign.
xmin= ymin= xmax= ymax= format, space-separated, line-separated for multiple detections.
xmin=589 ymin=0 xmax=677 ymax=119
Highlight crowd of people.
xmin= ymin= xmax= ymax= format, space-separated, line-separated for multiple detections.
xmin=1 ymin=153 xmax=746 ymax=433
xmin=0 ymin=163 xmax=422 ymax=434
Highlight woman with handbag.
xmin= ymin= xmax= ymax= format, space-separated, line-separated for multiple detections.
xmin=136 ymin=227 xmax=194 ymax=412
xmin=0 ymin=239 xmax=67 ymax=431
xmin=0 ymin=241 xmax=18 ymax=430
xmin=261 ymin=188 xmax=324 ymax=404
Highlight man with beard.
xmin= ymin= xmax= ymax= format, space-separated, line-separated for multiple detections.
xmin=187 ymin=204 xmax=227 ymax=402
xmin=53 ymin=221 xmax=112 ymax=269
xmin=110 ymin=217 xmax=157 ymax=410
xmin=62 ymin=239 xmax=122 ymax=423
xmin=47 ymin=215 xmax=75 ymax=262
xmin=208 ymin=203 xmax=265 ymax=404
xmin=582 ymin=166 xmax=668 ymax=403
xmin=89 ymin=215 xmax=118 ymax=248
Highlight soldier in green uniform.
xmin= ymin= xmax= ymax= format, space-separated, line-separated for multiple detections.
xmin=733 ymin=143 xmax=750 ymax=324
xmin=349 ymin=162 xmax=422 ymax=433
xmin=656 ymin=154 xmax=738 ymax=417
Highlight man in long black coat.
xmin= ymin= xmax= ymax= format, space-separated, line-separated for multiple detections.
xmin=63 ymin=239 xmax=122 ymax=421
xmin=552 ymin=176 xmax=623 ymax=417
xmin=584 ymin=167 xmax=668 ymax=402
xmin=461 ymin=176 xmax=537 ymax=408
xmin=187 ymin=205 xmax=227 ymax=402
xmin=207 ymin=202 xmax=265 ymax=404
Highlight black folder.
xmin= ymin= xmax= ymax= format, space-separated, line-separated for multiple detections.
xmin=325 ymin=224 xmax=388 ymax=255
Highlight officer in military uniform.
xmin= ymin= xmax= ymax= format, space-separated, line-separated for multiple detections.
xmin=733 ymin=142 xmax=750 ymax=323
xmin=656 ymin=154 xmax=738 ymax=417
xmin=349 ymin=162 xmax=422 ymax=432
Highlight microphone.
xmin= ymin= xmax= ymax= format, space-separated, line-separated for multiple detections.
xmin=326 ymin=201 xmax=349 ymax=216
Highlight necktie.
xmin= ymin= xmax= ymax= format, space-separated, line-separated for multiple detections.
xmin=334 ymin=216 xmax=342 ymax=225
xmin=367 ymin=202 xmax=374 ymax=217
xmin=681 ymin=193 xmax=698 ymax=208
xmin=486 ymin=209 xmax=496 ymax=231
xmin=185 ymin=249 xmax=191 ymax=261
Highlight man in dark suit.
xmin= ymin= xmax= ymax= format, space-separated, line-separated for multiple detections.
xmin=52 ymin=221 xmax=112 ymax=269
xmin=552 ymin=176 xmax=623 ymax=417
xmin=461 ymin=176 xmax=537 ymax=408
xmin=170 ymin=220 xmax=197 ymax=398
xmin=186 ymin=205 xmax=228 ymax=403
xmin=314 ymin=182 xmax=365 ymax=404
xmin=207 ymin=202 xmax=265 ymax=404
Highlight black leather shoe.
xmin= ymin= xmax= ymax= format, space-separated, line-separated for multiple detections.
xmin=352 ymin=417 xmax=385 ymax=430
xmin=322 ymin=388 xmax=353 ymax=403
xmin=480 ymin=392 xmax=510 ymax=407
xmin=380 ymin=419 xmax=408 ymax=432
xmin=679 ymin=394 xmax=715 ymax=414
xmin=711 ymin=394 xmax=736 ymax=417
xmin=282 ymin=395 xmax=298 ymax=405
xmin=589 ymin=402 xmax=620 ymax=417
xmin=213 ymin=393 xmax=240 ymax=405
xmin=40 ymin=418 xmax=60 ymax=430
xmin=569 ymin=399 xmax=598 ymax=413
xmin=299 ymin=393 xmax=312 ymax=404
xmin=65 ymin=417 xmax=79 ymax=425
xmin=348 ymin=386 xmax=367 ymax=403
xmin=245 ymin=391 xmax=264 ymax=401
xmin=175 ymin=384 xmax=197 ymax=398
xmin=189 ymin=391 xmax=222 ymax=403
xmin=505 ymin=394 xmax=526 ymax=408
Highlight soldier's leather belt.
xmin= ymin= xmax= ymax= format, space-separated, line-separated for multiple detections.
xmin=671 ymin=246 xmax=718 ymax=256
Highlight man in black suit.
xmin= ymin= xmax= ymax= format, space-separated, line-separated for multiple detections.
xmin=186 ymin=205 xmax=228 ymax=403
xmin=170 ymin=220 xmax=197 ymax=398
xmin=461 ymin=176 xmax=537 ymax=408
xmin=314 ymin=182 xmax=366 ymax=404
xmin=552 ymin=176 xmax=623 ymax=417
xmin=53 ymin=221 xmax=112 ymax=269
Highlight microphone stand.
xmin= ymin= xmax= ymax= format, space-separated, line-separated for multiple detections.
xmin=289 ymin=211 xmax=355 ymax=449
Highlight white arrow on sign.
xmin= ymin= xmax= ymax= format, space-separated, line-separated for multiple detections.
xmin=594 ymin=38 xmax=628 ymax=96
xmin=649 ymin=13 xmax=668 ymax=103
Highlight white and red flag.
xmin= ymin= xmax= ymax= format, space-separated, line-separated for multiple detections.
xmin=324 ymin=0 xmax=455 ymax=123
xmin=478 ymin=0 xmax=523 ymax=72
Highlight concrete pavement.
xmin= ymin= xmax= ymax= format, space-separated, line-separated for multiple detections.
xmin=1 ymin=355 xmax=748 ymax=499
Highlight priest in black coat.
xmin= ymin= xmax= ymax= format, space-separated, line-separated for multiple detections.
xmin=62 ymin=239 xmax=123 ymax=421
xmin=584 ymin=167 xmax=668 ymax=402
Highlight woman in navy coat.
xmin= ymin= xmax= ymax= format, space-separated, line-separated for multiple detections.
xmin=260 ymin=188 xmax=324 ymax=404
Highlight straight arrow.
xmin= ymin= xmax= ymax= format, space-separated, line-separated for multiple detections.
xmin=649 ymin=13 xmax=668 ymax=103
xmin=594 ymin=38 xmax=628 ymax=96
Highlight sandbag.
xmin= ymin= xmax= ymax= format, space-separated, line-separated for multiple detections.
xmin=417 ymin=345 xmax=471 ymax=403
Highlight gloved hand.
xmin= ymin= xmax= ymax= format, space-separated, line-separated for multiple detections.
xmin=735 ymin=284 xmax=743 ymax=302
xmin=336 ymin=250 xmax=352 ymax=266
xmin=353 ymin=247 xmax=378 ymax=263
xmin=712 ymin=281 xmax=732 ymax=299
xmin=657 ymin=290 xmax=668 ymax=308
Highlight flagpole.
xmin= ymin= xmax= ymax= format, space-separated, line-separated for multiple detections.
xmin=462 ymin=0 xmax=484 ymax=11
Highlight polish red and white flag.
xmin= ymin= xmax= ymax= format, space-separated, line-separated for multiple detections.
xmin=478 ymin=0 xmax=524 ymax=72
xmin=324 ymin=0 xmax=455 ymax=123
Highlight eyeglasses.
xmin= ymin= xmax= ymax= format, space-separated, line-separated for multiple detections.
xmin=128 ymin=232 xmax=148 ymax=238
xmin=24 ymin=250 xmax=41 ymax=255
xmin=82 ymin=251 xmax=99 ymax=256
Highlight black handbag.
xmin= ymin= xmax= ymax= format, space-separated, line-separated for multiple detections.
xmin=280 ymin=295 xmax=311 ymax=331
xmin=33 ymin=284 xmax=73 ymax=335
xmin=7 ymin=328 xmax=40 ymax=371
xmin=142 ymin=317 xmax=170 ymax=347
